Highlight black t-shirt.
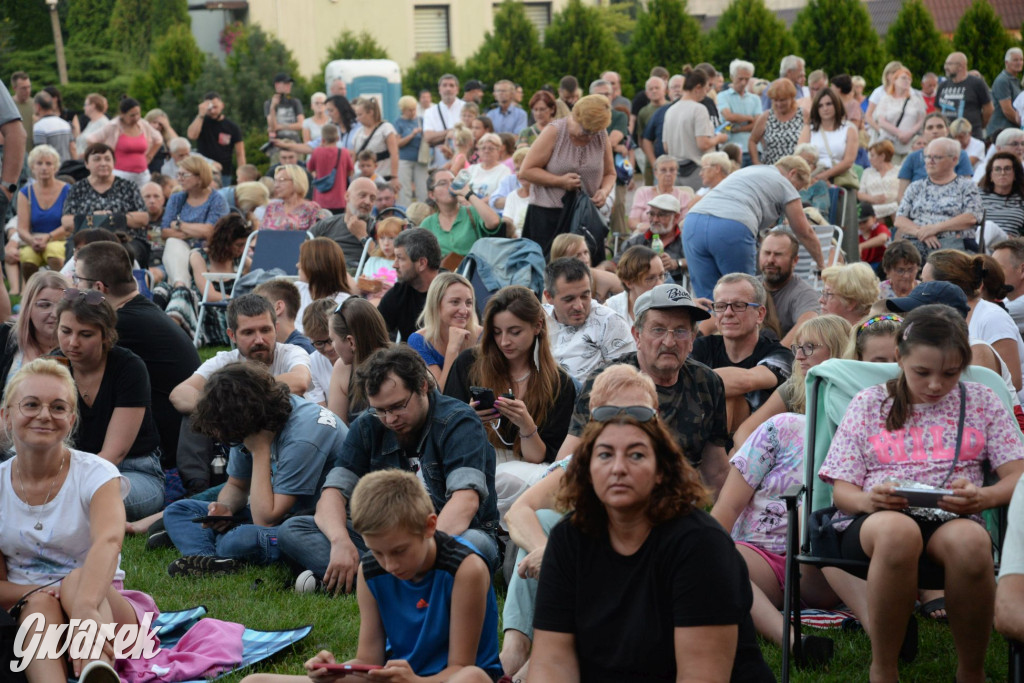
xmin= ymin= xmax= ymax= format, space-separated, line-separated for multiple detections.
xmin=197 ymin=116 xmax=244 ymax=176
xmin=444 ymin=348 xmax=576 ymax=463
xmin=534 ymin=513 xmax=774 ymax=682
xmin=71 ymin=345 xmax=162 ymax=459
xmin=935 ymin=76 xmax=991 ymax=140
xmin=691 ymin=332 xmax=793 ymax=411
xmin=378 ymin=280 xmax=428 ymax=342
xmin=116 ymin=295 xmax=201 ymax=466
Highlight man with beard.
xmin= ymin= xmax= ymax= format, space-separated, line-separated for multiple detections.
xmin=277 ymin=345 xmax=499 ymax=593
xmin=377 ymin=227 xmax=441 ymax=342
xmin=310 ymin=176 xmax=378 ymax=269
xmin=170 ymin=294 xmax=311 ymax=415
xmin=759 ymin=230 xmax=819 ymax=345
xmin=621 ymin=194 xmax=685 ymax=284
xmin=555 ymin=284 xmax=729 ymax=496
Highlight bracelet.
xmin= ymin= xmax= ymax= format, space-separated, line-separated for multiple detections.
xmin=520 ymin=426 xmax=539 ymax=440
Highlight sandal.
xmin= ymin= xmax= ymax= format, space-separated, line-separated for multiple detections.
xmin=916 ymin=597 xmax=948 ymax=622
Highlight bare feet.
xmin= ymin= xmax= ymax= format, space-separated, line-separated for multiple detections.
xmin=499 ymin=629 xmax=531 ymax=677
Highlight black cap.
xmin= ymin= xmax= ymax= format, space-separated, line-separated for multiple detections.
xmin=886 ymin=281 xmax=969 ymax=318
xmin=464 ymin=79 xmax=486 ymax=92
xmin=274 ymin=73 xmax=294 ymax=84
xmin=858 ymin=201 xmax=875 ymax=220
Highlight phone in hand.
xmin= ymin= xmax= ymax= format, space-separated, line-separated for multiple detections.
xmin=191 ymin=515 xmax=248 ymax=525
xmin=470 ymin=386 xmax=496 ymax=410
xmin=314 ymin=663 xmax=384 ymax=673
xmin=892 ymin=486 xmax=954 ymax=508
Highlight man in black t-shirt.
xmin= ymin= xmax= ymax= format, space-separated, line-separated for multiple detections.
xmin=186 ymin=91 xmax=245 ymax=182
xmin=692 ymin=273 xmax=793 ymax=432
xmin=74 ymin=241 xmax=201 ymax=469
xmin=378 ymin=228 xmax=441 ymax=342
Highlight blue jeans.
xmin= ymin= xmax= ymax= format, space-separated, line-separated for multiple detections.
xmin=120 ymin=452 xmax=165 ymax=521
xmin=682 ymin=213 xmax=758 ymax=299
xmin=163 ymin=498 xmax=281 ymax=565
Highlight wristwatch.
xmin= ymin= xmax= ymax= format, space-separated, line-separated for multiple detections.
xmin=2 ymin=182 xmax=15 ymax=197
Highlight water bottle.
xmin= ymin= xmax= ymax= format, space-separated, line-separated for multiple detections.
xmin=450 ymin=169 xmax=472 ymax=193
xmin=651 ymin=233 xmax=664 ymax=254
xmin=211 ymin=453 xmax=226 ymax=477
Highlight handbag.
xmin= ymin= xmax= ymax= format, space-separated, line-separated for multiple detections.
xmin=557 ymin=190 xmax=608 ymax=267
xmin=417 ymin=117 xmax=432 ymax=165
xmin=312 ymin=148 xmax=341 ymax=193
xmin=819 ymin=126 xmax=860 ymax=191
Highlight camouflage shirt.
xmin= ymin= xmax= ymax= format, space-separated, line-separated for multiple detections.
xmin=569 ymin=352 xmax=729 ymax=466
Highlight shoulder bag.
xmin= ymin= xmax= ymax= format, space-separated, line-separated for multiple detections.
xmin=312 ymin=148 xmax=342 ymax=193
xmin=819 ymin=125 xmax=860 ymax=191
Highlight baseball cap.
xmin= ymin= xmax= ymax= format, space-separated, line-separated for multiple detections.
xmin=274 ymin=73 xmax=294 ymax=84
xmin=858 ymin=201 xmax=875 ymax=220
xmin=464 ymin=79 xmax=486 ymax=92
xmin=647 ymin=194 xmax=681 ymax=214
xmin=886 ymin=280 xmax=969 ymax=318
xmin=633 ymin=284 xmax=711 ymax=322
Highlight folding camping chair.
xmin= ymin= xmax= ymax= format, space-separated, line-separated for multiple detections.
xmin=778 ymin=359 xmax=1017 ymax=681
xmin=193 ymin=229 xmax=311 ymax=346
xmin=793 ymin=224 xmax=843 ymax=291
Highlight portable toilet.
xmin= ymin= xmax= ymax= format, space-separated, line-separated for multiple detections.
xmin=324 ymin=60 xmax=402 ymax=123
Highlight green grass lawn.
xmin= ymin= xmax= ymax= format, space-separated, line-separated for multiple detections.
xmin=121 ymin=533 xmax=1013 ymax=682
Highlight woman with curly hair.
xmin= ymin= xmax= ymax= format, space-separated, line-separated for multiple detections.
xmin=529 ymin=399 xmax=773 ymax=681
xmin=295 ymin=237 xmax=354 ymax=333
xmin=979 ymin=152 xmax=1024 ymax=238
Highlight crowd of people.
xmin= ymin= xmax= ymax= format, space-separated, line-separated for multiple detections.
xmin=2 ymin=45 xmax=1024 ymax=683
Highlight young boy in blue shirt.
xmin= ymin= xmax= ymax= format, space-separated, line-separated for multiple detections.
xmin=241 ymin=469 xmax=502 ymax=682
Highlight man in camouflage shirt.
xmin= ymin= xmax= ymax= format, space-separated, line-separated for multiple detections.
xmin=555 ymin=284 xmax=729 ymax=496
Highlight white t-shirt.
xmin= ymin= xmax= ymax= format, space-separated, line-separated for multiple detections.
xmin=305 ymin=350 xmax=336 ymax=404
xmin=970 ymin=298 xmax=1024 ymax=403
xmin=422 ymin=99 xmax=465 ymax=168
xmin=195 ymin=342 xmax=311 ymax=379
xmin=971 ymin=336 xmax=1021 ymax=407
xmin=603 ymin=290 xmax=630 ymax=324
xmin=543 ymin=301 xmax=636 ymax=378
xmin=0 ymin=450 xmax=128 ymax=585
xmin=467 ymin=163 xmax=511 ymax=199
xmin=295 ymin=281 xmax=350 ymax=334
xmin=502 ymin=190 xmax=530 ymax=237
xmin=1006 ymin=296 xmax=1024 ymax=339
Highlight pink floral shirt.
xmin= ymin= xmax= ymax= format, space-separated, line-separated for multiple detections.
xmin=260 ymin=199 xmax=323 ymax=231
xmin=820 ymin=382 xmax=1023 ymax=495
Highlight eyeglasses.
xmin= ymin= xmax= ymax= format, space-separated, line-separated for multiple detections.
xmin=312 ymin=337 xmax=333 ymax=350
xmin=62 ymin=288 xmax=105 ymax=305
xmin=591 ymin=405 xmax=657 ymax=423
xmin=890 ymin=266 xmax=918 ymax=277
xmin=176 ymin=172 xmax=195 ymax=180
xmin=1005 ymin=141 xmax=1024 ymax=148
xmin=647 ymin=209 xmax=673 ymax=219
xmin=923 ymin=155 xmax=953 ymax=162
xmin=17 ymin=398 xmax=72 ymax=420
xmin=642 ymin=272 xmax=664 ymax=287
xmin=711 ymin=301 xmax=761 ymax=313
xmin=274 ymin=177 xmax=293 ymax=183
xmin=790 ymin=342 xmax=823 ymax=357
xmin=992 ymin=167 xmax=1015 ymax=175
xmin=644 ymin=326 xmax=693 ymax=341
xmin=366 ymin=393 xmax=414 ymax=420
xmin=70 ymin=274 xmax=100 ymax=288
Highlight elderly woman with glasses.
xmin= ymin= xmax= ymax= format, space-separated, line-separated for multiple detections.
xmin=628 ymin=155 xmax=694 ymax=231
xmin=819 ymin=263 xmax=880 ymax=326
xmin=160 ymin=154 xmax=229 ymax=293
xmin=56 ymin=291 xmax=165 ymax=521
xmin=261 ymin=164 xmax=325 ymax=231
xmin=980 ymin=152 xmax=1024 ymax=238
xmin=466 ymin=132 xmax=511 ymax=202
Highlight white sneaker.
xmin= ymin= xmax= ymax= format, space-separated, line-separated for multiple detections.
xmin=80 ymin=660 xmax=119 ymax=683
xmin=295 ymin=569 xmax=323 ymax=593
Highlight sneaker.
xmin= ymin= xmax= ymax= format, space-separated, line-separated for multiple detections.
xmin=146 ymin=519 xmax=173 ymax=550
xmin=79 ymin=659 xmax=119 ymax=683
xmin=295 ymin=569 xmax=324 ymax=593
xmin=167 ymin=555 xmax=241 ymax=577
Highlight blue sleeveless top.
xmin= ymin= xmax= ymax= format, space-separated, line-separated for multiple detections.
xmin=20 ymin=183 xmax=70 ymax=234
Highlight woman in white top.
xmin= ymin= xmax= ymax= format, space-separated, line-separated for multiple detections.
xmin=951 ymin=118 xmax=986 ymax=169
xmin=75 ymin=93 xmax=110 ymax=159
xmin=467 ymin=133 xmax=511 ymax=202
xmin=302 ymin=92 xmax=329 ymax=144
xmin=871 ymin=67 xmax=925 ymax=161
xmin=798 ymin=89 xmax=858 ymax=187
xmin=0 ymin=358 xmax=142 ymax=683
xmin=351 ymin=97 xmax=399 ymax=193
xmin=857 ymin=140 xmax=900 ymax=219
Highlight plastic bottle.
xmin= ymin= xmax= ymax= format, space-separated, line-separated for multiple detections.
xmin=450 ymin=169 xmax=472 ymax=193
xmin=651 ymin=233 xmax=664 ymax=254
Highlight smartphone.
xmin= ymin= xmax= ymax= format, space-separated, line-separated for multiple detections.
xmin=470 ymin=386 xmax=496 ymax=410
xmin=314 ymin=663 xmax=384 ymax=673
xmin=191 ymin=515 xmax=248 ymax=525
xmin=892 ymin=486 xmax=953 ymax=508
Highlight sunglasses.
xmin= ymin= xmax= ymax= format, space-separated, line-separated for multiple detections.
xmin=591 ymin=405 xmax=657 ymax=423
xmin=62 ymin=288 xmax=105 ymax=306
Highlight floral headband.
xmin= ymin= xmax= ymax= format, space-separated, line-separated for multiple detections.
xmin=857 ymin=314 xmax=903 ymax=336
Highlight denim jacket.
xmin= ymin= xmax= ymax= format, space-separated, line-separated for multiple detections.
xmin=323 ymin=390 xmax=499 ymax=538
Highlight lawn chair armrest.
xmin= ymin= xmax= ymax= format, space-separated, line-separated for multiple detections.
xmin=782 ymin=483 xmax=805 ymax=509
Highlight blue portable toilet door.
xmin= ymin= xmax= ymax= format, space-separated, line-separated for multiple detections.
xmin=349 ymin=77 xmax=400 ymax=123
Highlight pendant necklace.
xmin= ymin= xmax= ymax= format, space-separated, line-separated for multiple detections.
xmin=16 ymin=452 xmax=66 ymax=531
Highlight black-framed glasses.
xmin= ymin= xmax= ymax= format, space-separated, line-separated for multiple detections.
xmin=70 ymin=274 xmax=100 ymax=287
xmin=790 ymin=342 xmax=823 ymax=357
xmin=18 ymin=398 xmax=72 ymax=420
xmin=644 ymin=326 xmax=692 ymax=341
xmin=366 ymin=393 xmax=414 ymax=420
xmin=711 ymin=301 xmax=760 ymax=313
xmin=62 ymin=288 xmax=105 ymax=305
xmin=312 ymin=337 xmax=333 ymax=350
xmin=591 ymin=405 xmax=657 ymax=423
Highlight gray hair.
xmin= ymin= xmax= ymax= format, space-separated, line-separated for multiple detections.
xmin=394 ymin=228 xmax=441 ymax=271
xmin=927 ymin=137 xmax=960 ymax=158
xmin=794 ymin=142 xmax=819 ymax=159
xmin=437 ymin=73 xmax=459 ymax=88
xmin=654 ymin=154 xmax=678 ymax=171
xmin=779 ymin=55 xmax=804 ymax=78
xmin=668 ymin=75 xmax=684 ymax=90
xmin=701 ymin=151 xmax=732 ymax=176
xmin=645 ymin=76 xmax=666 ymax=90
xmin=997 ymin=128 xmax=1024 ymax=147
xmin=27 ymin=144 xmax=61 ymax=169
xmin=168 ymin=138 xmax=192 ymax=154
xmin=589 ymin=79 xmax=611 ymax=94
xmin=1007 ymin=48 xmax=1023 ymax=62
xmin=948 ymin=118 xmax=973 ymax=136
xmin=729 ymin=59 xmax=755 ymax=79
xmin=714 ymin=272 xmax=767 ymax=306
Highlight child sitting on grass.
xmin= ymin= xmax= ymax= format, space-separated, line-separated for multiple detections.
xmin=240 ymin=469 xmax=502 ymax=683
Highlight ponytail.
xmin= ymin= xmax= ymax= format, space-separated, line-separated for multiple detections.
xmin=884 ymin=373 xmax=913 ymax=431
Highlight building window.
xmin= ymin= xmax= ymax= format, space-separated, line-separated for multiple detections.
xmin=414 ymin=5 xmax=451 ymax=54
xmin=492 ymin=2 xmax=552 ymax=41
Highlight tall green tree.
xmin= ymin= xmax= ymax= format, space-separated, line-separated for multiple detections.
xmin=624 ymin=0 xmax=704 ymax=90
xmin=706 ymin=0 xmax=796 ymax=83
xmin=317 ymin=30 xmax=390 ymax=79
xmin=884 ymin=0 xmax=950 ymax=84
xmin=792 ymin=0 xmax=884 ymax=84
xmin=544 ymin=0 xmax=623 ymax=90
xmin=67 ymin=0 xmax=115 ymax=48
xmin=223 ymin=23 xmax=305 ymax=133
xmin=151 ymin=0 xmax=190 ymax=37
xmin=402 ymin=52 xmax=463 ymax=98
xmin=0 ymin=0 xmax=63 ymax=51
xmin=465 ymin=0 xmax=551 ymax=99
xmin=132 ymin=23 xmax=204 ymax=110
xmin=953 ymin=0 xmax=1013 ymax=82
xmin=107 ymin=0 xmax=153 ymax=64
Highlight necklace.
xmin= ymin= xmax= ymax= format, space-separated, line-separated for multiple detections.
xmin=512 ymin=370 xmax=532 ymax=383
xmin=15 ymin=452 xmax=66 ymax=531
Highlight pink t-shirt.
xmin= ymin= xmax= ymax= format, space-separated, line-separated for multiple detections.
xmin=820 ymin=382 xmax=1023 ymax=495
xmin=115 ymin=132 xmax=149 ymax=173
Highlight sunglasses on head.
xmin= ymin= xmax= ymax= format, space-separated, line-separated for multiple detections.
xmin=590 ymin=405 xmax=657 ymax=423
xmin=62 ymin=288 xmax=105 ymax=306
